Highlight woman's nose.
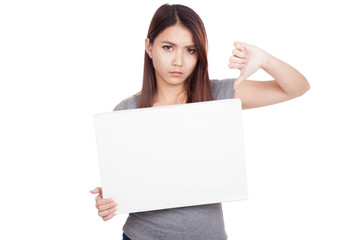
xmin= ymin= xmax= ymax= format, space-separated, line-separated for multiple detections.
xmin=172 ymin=51 xmax=184 ymax=67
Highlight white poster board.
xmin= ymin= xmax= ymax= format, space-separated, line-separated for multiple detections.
xmin=94 ymin=99 xmax=247 ymax=214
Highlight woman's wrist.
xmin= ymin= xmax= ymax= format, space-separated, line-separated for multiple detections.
xmin=260 ymin=50 xmax=273 ymax=70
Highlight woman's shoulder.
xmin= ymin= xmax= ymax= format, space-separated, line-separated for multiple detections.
xmin=113 ymin=92 xmax=140 ymax=111
xmin=210 ymin=78 xmax=236 ymax=100
xmin=113 ymin=79 xmax=236 ymax=110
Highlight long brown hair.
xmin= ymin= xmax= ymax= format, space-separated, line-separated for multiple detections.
xmin=138 ymin=4 xmax=213 ymax=108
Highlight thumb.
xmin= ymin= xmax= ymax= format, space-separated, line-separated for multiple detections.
xmin=90 ymin=187 xmax=102 ymax=194
xmin=233 ymin=74 xmax=246 ymax=89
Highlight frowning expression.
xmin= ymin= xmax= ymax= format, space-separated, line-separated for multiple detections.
xmin=145 ymin=24 xmax=198 ymax=88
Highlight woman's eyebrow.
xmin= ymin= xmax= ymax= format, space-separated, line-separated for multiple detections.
xmin=161 ymin=40 xmax=195 ymax=48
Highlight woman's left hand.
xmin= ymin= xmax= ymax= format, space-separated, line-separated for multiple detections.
xmin=229 ymin=41 xmax=270 ymax=89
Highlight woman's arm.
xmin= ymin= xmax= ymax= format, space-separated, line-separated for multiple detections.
xmin=229 ymin=42 xmax=310 ymax=109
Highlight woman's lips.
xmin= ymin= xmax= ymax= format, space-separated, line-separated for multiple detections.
xmin=170 ymin=71 xmax=183 ymax=77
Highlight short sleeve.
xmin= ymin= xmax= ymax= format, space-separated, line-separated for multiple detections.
xmin=113 ymin=94 xmax=140 ymax=111
xmin=210 ymin=78 xmax=236 ymax=100
xmin=113 ymin=101 xmax=126 ymax=111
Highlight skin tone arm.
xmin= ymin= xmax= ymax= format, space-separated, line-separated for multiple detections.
xmin=229 ymin=42 xmax=310 ymax=109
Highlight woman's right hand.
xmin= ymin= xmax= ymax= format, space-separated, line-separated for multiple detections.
xmin=90 ymin=187 xmax=117 ymax=221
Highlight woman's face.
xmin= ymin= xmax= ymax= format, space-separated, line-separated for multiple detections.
xmin=146 ymin=24 xmax=198 ymax=89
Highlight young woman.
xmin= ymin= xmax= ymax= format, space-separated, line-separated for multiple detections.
xmin=90 ymin=4 xmax=310 ymax=240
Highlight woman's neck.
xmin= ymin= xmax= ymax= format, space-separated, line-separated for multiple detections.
xmin=152 ymin=84 xmax=187 ymax=107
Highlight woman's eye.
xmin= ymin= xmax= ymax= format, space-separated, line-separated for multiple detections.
xmin=186 ymin=48 xmax=196 ymax=54
xmin=163 ymin=45 xmax=173 ymax=51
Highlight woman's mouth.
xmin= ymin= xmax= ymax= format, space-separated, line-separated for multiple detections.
xmin=170 ymin=71 xmax=183 ymax=77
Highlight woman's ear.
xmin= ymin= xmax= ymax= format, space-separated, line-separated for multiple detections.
xmin=145 ymin=38 xmax=152 ymax=59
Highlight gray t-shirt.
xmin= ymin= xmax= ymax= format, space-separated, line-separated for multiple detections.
xmin=114 ymin=79 xmax=236 ymax=240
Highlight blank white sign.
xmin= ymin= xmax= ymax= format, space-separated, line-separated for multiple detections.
xmin=94 ymin=98 xmax=247 ymax=214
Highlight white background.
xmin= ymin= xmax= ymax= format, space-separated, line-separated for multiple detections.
xmin=1 ymin=0 xmax=359 ymax=239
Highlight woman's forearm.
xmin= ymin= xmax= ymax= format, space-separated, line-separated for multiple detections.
xmin=261 ymin=53 xmax=310 ymax=97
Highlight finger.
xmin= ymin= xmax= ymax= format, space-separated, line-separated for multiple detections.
xmin=96 ymin=197 xmax=114 ymax=207
xmin=102 ymin=212 xmax=116 ymax=221
xmin=95 ymin=193 xmax=103 ymax=201
xmin=95 ymin=194 xmax=102 ymax=208
xmin=98 ymin=206 xmax=117 ymax=218
xmin=229 ymin=56 xmax=247 ymax=64
xmin=90 ymin=187 xmax=102 ymax=194
xmin=228 ymin=62 xmax=246 ymax=69
xmin=232 ymin=49 xmax=247 ymax=58
xmin=98 ymin=201 xmax=117 ymax=211
xmin=234 ymin=41 xmax=246 ymax=51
